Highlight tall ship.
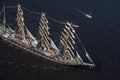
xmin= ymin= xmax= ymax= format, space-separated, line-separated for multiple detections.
xmin=0 ymin=4 xmax=95 ymax=69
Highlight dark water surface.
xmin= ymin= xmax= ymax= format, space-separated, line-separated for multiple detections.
xmin=0 ymin=0 xmax=120 ymax=80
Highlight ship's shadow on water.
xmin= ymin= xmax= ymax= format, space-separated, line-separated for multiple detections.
xmin=0 ymin=39 xmax=67 ymax=71
xmin=0 ymin=42 xmax=102 ymax=80
xmin=0 ymin=38 xmax=101 ymax=72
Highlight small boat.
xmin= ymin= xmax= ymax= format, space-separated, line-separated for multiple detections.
xmin=0 ymin=4 xmax=96 ymax=69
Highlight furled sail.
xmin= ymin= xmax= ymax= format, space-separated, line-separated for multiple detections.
xmin=17 ymin=4 xmax=25 ymax=39
xmin=25 ymin=26 xmax=35 ymax=41
xmin=39 ymin=13 xmax=50 ymax=50
xmin=25 ymin=26 xmax=38 ymax=47
xmin=8 ymin=26 xmax=15 ymax=33
xmin=60 ymin=22 xmax=77 ymax=60
xmin=50 ymin=38 xmax=59 ymax=53
xmin=75 ymin=50 xmax=84 ymax=63
xmin=85 ymin=51 xmax=94 ymax=63
xmin=60 ymin=22 xmax=93 ymax=63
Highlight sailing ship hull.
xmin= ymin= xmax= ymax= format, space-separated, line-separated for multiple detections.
xmin=0 ymin=35 xmax=96 ymax=70
xmin=0 ymin=4 xmax=97 ymax=70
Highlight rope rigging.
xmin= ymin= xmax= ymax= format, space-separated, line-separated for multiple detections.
xmin=4 ymin=5 xmax=67 ymax=25
xmin=22 ymin=7 xmax=41 ymax=15
xmin=0 ymin=8 xmax=3 ymax=15
xmin=5 ymin=6 xmax=17 ymax=8
xmin=46 ymin=15 xmax=66 ymax=25
xmin=1 ymin=5 xmax=83 ymax=45
xmin=0 ymin=5 xmax=83 ymax=45
xmin=1 ymin=5 xmax=82 ymax=38
xmin=22 ymin=6 xmax=66 ymax=25
xmin=75 ymin=33 xmax=94 ymax=63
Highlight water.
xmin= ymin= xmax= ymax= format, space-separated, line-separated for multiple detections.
xmin=0 ymin=0 xmax=120 ymax=80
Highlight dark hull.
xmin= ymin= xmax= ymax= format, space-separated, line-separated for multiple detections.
xmin=0 ymin=35 xmax=96 ymax=70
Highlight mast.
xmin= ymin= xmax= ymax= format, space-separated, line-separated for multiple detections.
xmin=39 ymin=13 xmax=50 ymax=50
xmin=3 ymin=5 xmax=6 ymax=32
xmin=60 ymin=22 xmax=77 ymax=59
xmin=60 ymin=22 xmax=88 ymax=62
xmin=17 ymin=4 xmax=25 ymax=39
